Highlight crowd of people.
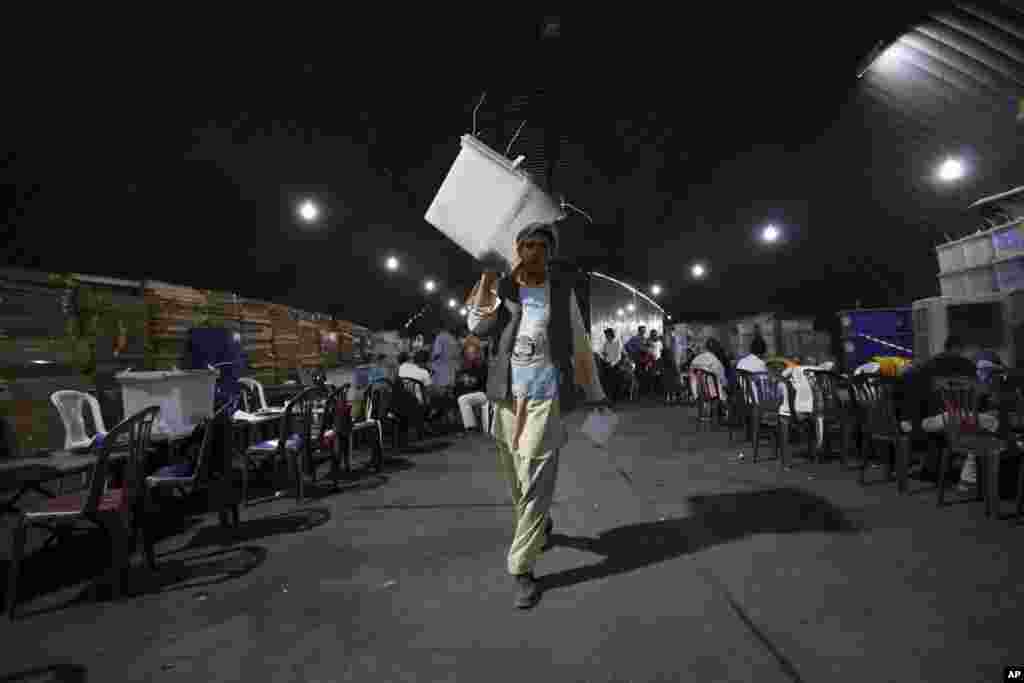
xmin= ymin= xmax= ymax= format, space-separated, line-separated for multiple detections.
xmin=594 ymin=325 xmax=692 ymax=403
xmin=595 ymin=324 xmax=1005 ymax=492
xmin=378 ymin=323 xmax=495 ymax=438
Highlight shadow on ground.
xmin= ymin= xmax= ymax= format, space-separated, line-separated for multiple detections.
xmin=8 ymin=544 xmax=268 ymax=621
xmin=181 ymin=506 xmax=331 ymax=549
xmin=543 ymin=487 xmax=863 ymax=592
xmin=0 ymin=506 xmax=331 ymax=619
xmin=398 ymin=441 xmax=455 ymax=455
xmin=0 ymin=663 xmax=88 ymax=683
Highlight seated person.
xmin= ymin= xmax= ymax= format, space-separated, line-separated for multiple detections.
xmin=689 ymin=338 xmax=730 ymax=400
xmin=899 ymin=335 xmax=982 ymax=433
xmin=619 ymin=357 xmax=639 ymax=400
xmin=736 ymin=337 xmax=769 ymax=401
xmin=778 ymin=358 xmax=835 ymax=448
xmin=399 ymin=350 xmax=454 ymax=428
xmin=398 ymin=351 xmax=432 ymax=402
xmin=455 ymin=358 xmax=489 ymax=436
xmin=636 ymin=348 xmax=659 ymax=396
xmin=897 ymin=336 xmax=997 ymax=487
xmin=737 ymin=337 xmax=769 ymax=373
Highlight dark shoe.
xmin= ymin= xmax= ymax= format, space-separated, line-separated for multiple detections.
xmin=514 ymin=572 xmax=541 ymax=609
xmin=542 ymin=517 xmax=554 ymax=552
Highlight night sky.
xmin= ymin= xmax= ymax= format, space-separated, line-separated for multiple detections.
xmin=4 ymin=4 xmax=1023 ymax=333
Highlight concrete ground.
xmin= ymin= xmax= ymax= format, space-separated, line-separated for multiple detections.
xmin=0 ymin=401 xmax=1021 ymax=682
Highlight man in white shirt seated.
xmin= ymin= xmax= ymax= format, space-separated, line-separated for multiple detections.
xmin=398 ymin=350 xmax=433 ymax=404
xmin=689 ymin=339 xmax=730 ymax=400
xmin=735 ymin=337 xmax=769 ymax=402
xmin=737 ymin=337 xmax=769 ymax=374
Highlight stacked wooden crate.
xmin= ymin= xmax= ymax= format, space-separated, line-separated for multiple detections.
xmin=144 ymin=281 xmax=207 ymax=370
xmin=270 ymin=305 xmax=299 ymax=382
xmin=298 ymin=319 xmax=322 ymax=369
xmin=238 ymin=298 xmax=276 ymax=385
xmin=333 ymin=319 xmax=358 ymax=362
xmin=200 ymin=289 xmax=242 ymax=333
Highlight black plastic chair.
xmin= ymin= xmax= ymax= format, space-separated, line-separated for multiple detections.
xmin=244 ymin=385 xmax=330 ymax=506
xmin=804 ymin=370 xmax=855 ymax=465
xmin=853 ymin=376 xmax=912 ymax=490
xmin=6 ymin=406 xmax=160 ymax=620
xmin=727 ymin=370 xmax=751 ymax=444
xmin=738 ymin=371 xmax=784 ymax=463
xmin=302 ymin=383 xmax=347 ymax=487
xmin=992 ymin=370 xmax=1024 ymax=520
xmin=344 ymin=382 xmax=386 ymax=473
xmin=691 ymin=369 xmax=721 ymax=433
xmin=319 ymin=382 xmax=351 ymax=473
xmin=397 ymin=377 xmax=432 ymax=440
xmin=779 ymin=374 xmax=821 ymax=468
xmin=141 ymin=399 xmax=238 ymax=569
xmin=933 ymin=376 xmax=1010 ymax=516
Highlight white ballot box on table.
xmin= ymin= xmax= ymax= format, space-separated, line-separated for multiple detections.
xmin=115 ymin=370 xmax=217 ymax=439
xmin=424 ymin=134 xmax=565 ymax=266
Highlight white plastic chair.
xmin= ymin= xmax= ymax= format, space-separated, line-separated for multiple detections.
xmin=50 ymin=390 xmax=107 ymax=452
xmin=50 ymin=390 xmax=108 ymax=494
xmin=239 ymin=378 xmax=269 ymax=412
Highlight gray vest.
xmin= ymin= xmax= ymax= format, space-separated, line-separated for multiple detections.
xmin=484 ymin=261 xmax=581 ymax=414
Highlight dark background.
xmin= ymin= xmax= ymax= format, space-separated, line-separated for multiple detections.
xmin=4 ymin=4 xmax=1022 ymax=335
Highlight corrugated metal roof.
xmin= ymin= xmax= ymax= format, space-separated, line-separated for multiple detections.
xmin=861 ymin=2 xmax=1024 ymax=136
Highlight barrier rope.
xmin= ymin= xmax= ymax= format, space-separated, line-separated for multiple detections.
xmin=856 ymin=333 xmax=913 ymax=355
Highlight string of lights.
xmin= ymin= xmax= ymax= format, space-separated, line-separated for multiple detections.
xmin=296 ymin=198 xmax=791 ymax=334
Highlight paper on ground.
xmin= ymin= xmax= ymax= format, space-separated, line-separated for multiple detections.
xmin=581 ymin=409 xmax=619 ymax=448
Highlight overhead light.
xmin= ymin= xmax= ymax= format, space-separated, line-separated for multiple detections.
xmin=616 ymin=309 xmax=624 ymax=317
xmin=386 ymin=256 xmax=399 ymax=271
xmin=650 ymin=284 xmax=662 ymax=296
xmin=937 ymin=157 xmax=966 ymax=182
xmin=31 ymin=360 xmax=54 ymax=365
xmin=627 ymin=303 xmax=636 ymax=312
xmin=459 ymin=307 xmax=468 ymax=316
xmin=762 ymin=225 xmax=780 ymax=242
xmin=424 ymin=280 xmax=436 ymax=293
xmin=692 ymin=263 xmax=706 ymax=278
xmin=448 ymin=299 xmax=457 ymax=309
xmin=298 ymin=199 xmax=319 ymax=222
